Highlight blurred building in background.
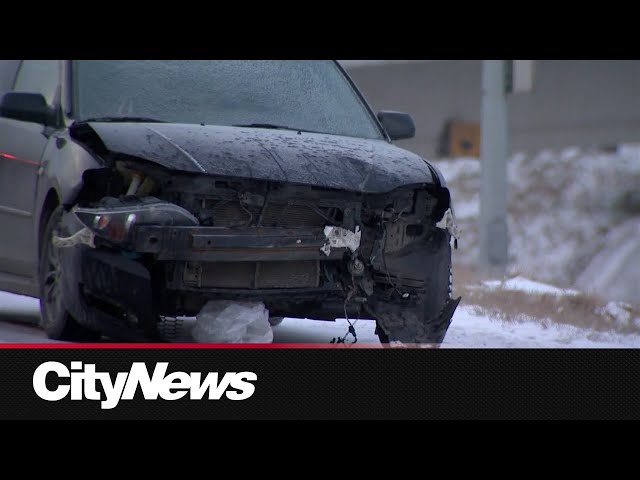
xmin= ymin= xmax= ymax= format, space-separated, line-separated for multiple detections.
xmin=340 ymin=60 xmax=640 ymax=158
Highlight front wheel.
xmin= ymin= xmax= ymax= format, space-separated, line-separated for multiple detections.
xmin=373 ymin=231 xmax=458 ymax=345
xmin=38 ymin=206 xmax=100 ymax=341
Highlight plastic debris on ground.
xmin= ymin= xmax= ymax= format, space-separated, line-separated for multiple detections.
xmin=191 ymin=300 xmax=273 ymax=343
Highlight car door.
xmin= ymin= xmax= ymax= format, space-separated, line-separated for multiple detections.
xmin=0 ymin=60 xmax=61 ymax=282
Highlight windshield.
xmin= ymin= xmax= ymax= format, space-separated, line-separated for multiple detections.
xmin=71 ymin=60 xmax=383 ymax=140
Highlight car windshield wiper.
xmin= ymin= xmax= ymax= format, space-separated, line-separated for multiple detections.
xmin=76 ymin=116 xmax=168 ymax=124
xmin=233 ymin=123 xmax=321 ymax=134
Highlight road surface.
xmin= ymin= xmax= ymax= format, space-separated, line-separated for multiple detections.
xmin=0 ymin=290 xmax=380 ymax=344
xmin=3 ymin=288 xmax=640 ymax=347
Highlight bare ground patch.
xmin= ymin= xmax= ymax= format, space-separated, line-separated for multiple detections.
xmin=458 ymin=283 xmax=640 ymax=334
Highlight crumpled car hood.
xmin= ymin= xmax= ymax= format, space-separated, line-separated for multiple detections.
xmin=80 ymin=122 xmax=437 ymax=193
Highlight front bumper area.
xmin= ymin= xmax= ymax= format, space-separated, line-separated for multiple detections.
xmin=131 ymin=225 xmax=345 ymax=262
xmin=56 ymin=215 xmax=459 ymax=343
xmin=59 ymin=245 xmax=157 ymax=340
xmin=56 ymin=224 xmax=354 ymax=339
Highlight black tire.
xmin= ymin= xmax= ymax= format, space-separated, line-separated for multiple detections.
xmin=375 ymin=322 xmax=390 ymax=344
xmin=38 ymin=206 xmax=101 ymax=341
xmin=375 ymin=244 xmax=454 ymax=345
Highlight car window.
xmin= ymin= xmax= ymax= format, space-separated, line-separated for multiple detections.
xmin=13 ymin=60 xmax=61 ymax=105
xmin=72 ymin=60 xmax=383 ymax=140
xmin=0 ymin=60 xmax=20 ymax=97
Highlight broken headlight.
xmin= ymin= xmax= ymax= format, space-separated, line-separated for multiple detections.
xmin=73 ymin=197 xmax=199 ymax=245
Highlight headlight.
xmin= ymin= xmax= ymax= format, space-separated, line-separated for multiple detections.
xmin=73 ymin=197 xmax=199 ymax=245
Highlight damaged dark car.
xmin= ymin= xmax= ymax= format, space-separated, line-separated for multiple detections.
xmin=0 ymin=60 xmax=460 ymax=343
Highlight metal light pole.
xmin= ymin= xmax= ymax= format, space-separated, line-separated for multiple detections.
xmin=478 ymin=60 xmax=509 ymax=275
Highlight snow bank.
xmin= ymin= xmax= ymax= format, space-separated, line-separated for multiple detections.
xmin=482 ymin=276 xmax=580 ymax=296
xmin=576 ymin=219 xmax=640 ymax=305
xmin=438 ymin=145 xmax=640 ymax=306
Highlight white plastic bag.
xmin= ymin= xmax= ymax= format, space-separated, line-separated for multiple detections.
xmin=192 ymin=300 xmax=273 ymax=343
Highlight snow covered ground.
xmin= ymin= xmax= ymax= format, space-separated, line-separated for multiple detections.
xmin=273 ymin=306 xmax=640 ymax=348
xmin=480 ymin=276 xmax=581 ymax=296
xmin=3 ymin=280 xmax=640 ymax=347
xmin=437 ymin=145 xmax=640 ymax=307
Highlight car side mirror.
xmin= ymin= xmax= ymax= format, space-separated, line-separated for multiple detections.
xmin=0 ymin=92 xmax=56 ymax=126
xmin=377 ymin=111 xmax=415 ymax=141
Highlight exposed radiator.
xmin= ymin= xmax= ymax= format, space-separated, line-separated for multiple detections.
xmin=210 ymin=201 xmax=328 ymax=228
xmin=185 ymin=260 xmax=320 ymax=289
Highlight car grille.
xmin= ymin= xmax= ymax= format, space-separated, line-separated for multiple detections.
xmin=196 ymin=261 xmax=320 ymax=289
xmin=210 ymin=201 xmax=328 ymax=228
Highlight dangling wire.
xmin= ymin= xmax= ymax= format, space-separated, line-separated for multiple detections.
xmin=330 ymin=206 xmax=408 ymax=345
xmin=331 ymin=280 xmax=359 ymax=344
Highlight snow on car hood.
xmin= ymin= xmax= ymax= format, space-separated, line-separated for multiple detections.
xmin=81 ymin=122 xmax=437 ymax=193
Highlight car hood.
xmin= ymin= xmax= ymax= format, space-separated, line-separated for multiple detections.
xmin=80 ymin=122 xmax=437 ymax=194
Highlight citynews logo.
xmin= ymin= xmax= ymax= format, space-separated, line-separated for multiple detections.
xmin=33 ymin=361 xmax=257 ymax=410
